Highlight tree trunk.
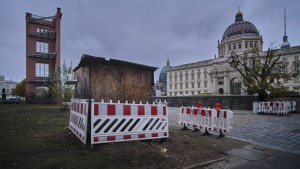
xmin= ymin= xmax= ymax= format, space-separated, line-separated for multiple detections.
xmin=257 ymin=89 xmax=267 ymax=102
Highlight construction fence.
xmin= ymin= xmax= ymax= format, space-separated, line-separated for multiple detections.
xmin=69 ymin=98 xmax=169 ymax=145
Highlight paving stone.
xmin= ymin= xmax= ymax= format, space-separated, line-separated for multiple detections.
xmin=227 ymin=112 xmax=300 ymax=154
xmin=168 ymin=108 xmax=300 ymax=154
xmin=168 ymin=108 xmax=300 ymax=168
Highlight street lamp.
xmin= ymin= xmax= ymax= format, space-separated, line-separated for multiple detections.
xmin=266 ymin=89 xmax=270 ymax=101
xmin=274 ymin=78 xmax=278 ymax=98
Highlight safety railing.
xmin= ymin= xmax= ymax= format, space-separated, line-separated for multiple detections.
xmin=91 ymin=100 xmax=168 ymax=144
xmin=178 ymin=106 xmax=233 ymax=138
xmin=69 ymin=98 xmax=88 ymax=144
xmin=69 ymin=99 xmax=169 ymax=145
xmin=254 ymin=101 xmax=296 ymax=115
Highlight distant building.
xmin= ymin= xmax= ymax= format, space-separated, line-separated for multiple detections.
xmin=157 ymin=59 xmax=171 ymax=96
xmin=25 ymin=8 xmax=62 ymax=103
xmin=167 ymin=8 xmax=300 ymax=96
xmin=4 ymin=79 xmax=18 ymax=98
xmin=73 ymin=55 xmax=158 ymax=102
xmin=0 ymin=75 xmax=4 ymax=99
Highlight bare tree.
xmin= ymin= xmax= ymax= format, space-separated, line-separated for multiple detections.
xmin=48 ymin=60 xmax=74 ymax=107
xmin=228 ymin=47 xmax=299 ymax=101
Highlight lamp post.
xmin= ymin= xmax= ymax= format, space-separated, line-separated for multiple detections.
xmin=266 ymin=89 xmax=270 ymax=101
xmin=274 ymin=78 xmax=278 ymax=98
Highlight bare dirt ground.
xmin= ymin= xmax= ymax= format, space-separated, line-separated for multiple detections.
xmin=0 ymin=104 xmax=248 ymax=169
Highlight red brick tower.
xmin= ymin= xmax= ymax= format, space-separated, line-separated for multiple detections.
xmin=25 ymin=8 xmax=62 ymax=103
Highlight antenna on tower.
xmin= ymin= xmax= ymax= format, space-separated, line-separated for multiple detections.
xmin=281 ymin=8 xmax=290 ymax=49
xmin=284 ymin=8 xmax=287 ymax=36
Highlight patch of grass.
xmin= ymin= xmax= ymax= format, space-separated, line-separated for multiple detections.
xmin=0 ymin=104 xmax=223 ymax=169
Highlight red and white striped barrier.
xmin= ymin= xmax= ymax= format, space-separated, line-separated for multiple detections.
xmin=69 ymin=98 xmax=88 ymax=144
xmin=255 ymin=101 xmax=296 ymax=115
xmin=91 ymin=100 xmax=168 ymax=144
xmin=217 ymin=110 xmax=233 ymax=134
xmin=179 ymin=107 xmax=192 ymax=127
xmin=178 ymin=106 xmax=233 ymax=137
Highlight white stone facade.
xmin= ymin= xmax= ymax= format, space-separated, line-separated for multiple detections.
xmin=167 ymin=9 xmax=300 ymax=97
xmin=4 ymin=80 xmax=18 ymax=98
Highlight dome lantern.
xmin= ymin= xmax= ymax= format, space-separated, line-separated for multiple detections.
xmin=235 ymin=7 xmax=243 ymax=22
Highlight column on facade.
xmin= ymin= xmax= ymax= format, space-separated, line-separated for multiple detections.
xmin=213 ymin=71 xmax=217 ymax=94
xmin=224 ymin=72 xmax=228 ymax=94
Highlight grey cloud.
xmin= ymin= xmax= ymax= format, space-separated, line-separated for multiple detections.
xmin=0 ymin=0 xmax=299 ymax=82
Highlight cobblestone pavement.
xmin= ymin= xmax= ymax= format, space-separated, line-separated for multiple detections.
xmin=168 ymin=107 xmax=300 ymax=154
xmin=228 ymin=111 xmax=300 ymax=155
xmin=168 ymin=107 xmax=300 ymax=168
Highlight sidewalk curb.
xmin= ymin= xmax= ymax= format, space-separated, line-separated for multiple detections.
xmin=184 ymin=157 xmax=228 ymax=169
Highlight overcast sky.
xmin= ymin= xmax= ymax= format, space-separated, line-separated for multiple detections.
xmin=1 ymin=0 xmax=299 ymax=82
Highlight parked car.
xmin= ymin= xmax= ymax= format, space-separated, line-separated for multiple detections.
xmin=0 ymin=99 xmax=5 ymax=104
xmin=4 ymin=98 xmax=20 ymax=104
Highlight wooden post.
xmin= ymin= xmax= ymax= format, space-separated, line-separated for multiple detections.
xmin=87 ymin=62 xmax=92 ymax=148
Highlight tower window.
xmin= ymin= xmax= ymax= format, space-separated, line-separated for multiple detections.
xmin=245 ymin=41 xmax=248 ymax=48
xmin=35 ymin=63 xmax=49 ymax=77
xmin=36 ymin=41 xmax=48 ymax=53
xmin=238 ymin=42 xmax=241 ymax=49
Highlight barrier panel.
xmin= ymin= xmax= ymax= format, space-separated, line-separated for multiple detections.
xmin=179 ymin=107 xmax=192 ymax=128
xmin=292 ymin=101 xmax=296 ymax=112
xmin=91 ymin=100 xmax=169 ymax=144
xmin=178 ymin=106 xmax=233 ymax=138
xmin=217 ymin=110 xmax=234 ymax=135
xmin=255 ymin=101 xmax=296 ymax=115
xmin=69 ymin=98 xmax=88 ymax=144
